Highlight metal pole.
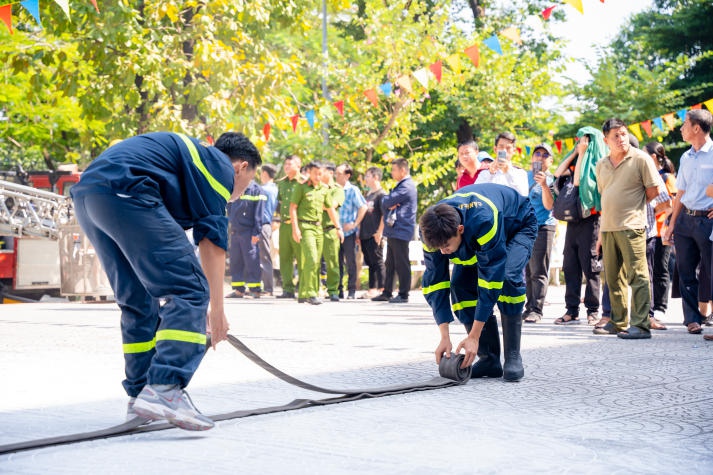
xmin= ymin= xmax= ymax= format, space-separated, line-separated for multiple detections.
xmin=321 ymin=0 xmax=330 ymax=152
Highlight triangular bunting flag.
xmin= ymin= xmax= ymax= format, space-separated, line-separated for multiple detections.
xmin=379 ymin=82 xmax=392 ymax=96
xmin=262 ymin=123 xmax=271 ymax=141
xmin=445 ymin=54 xmax=461 ymax=75
xmin=640 ymin=120 xmax=653 ymax=137
xmin=206 ymin=135 xmax=215 ymax=146
xmin=704 ymin=99 xmax=713 ymax=112
xmin=564 ymin=138 xmax=574 ymax=152
xmin=21 ymin=0 xmax=41 ymax=27
xmin=662 ymin=113 xmax=677 ymax=130
xmin=396 ymin=75 xmax=412 ymax=94
xmin=525 ymin=146 xmax=531 ymax=156
xmin=500 ymin=27 xmax=521 ymax=45
xmin=652 ymin=117 xmax=664 ymax=132
xmin=305 ymin=110 xmax=315 ymax=129
xmin=555 ymin=140 xmax=562 ymax=153
xmin=542 ymin=5 xmax=556 ymax=20
xmin=563 ymin=0 xmax=583 ymax=14
xmin=334 ymin=100 xmax=344 ymax=116
xmin=429 ymin=60 xmax=442 ymax=83
xmin=676 ymin=109 xmax=687 ymax=122
xmin=89 ymin=0 xmax=99 ymax=13
xmin=464 ymin=44 xmax=480 ymax=68
xmin=54 ymin=0 xmax=71 ymax=20
xmin=629 ymin=123 xmax=643 ymax=142
xmin=690 ymin=103 xmax=702 ymax=110
xmin=483 ymin=35 xmax=503 ymax=56
xmin=290 ymin=114 xmax=300 ymax=132
xmin=0 ymin=4 xmax=13 ymax=34
xmin=364 ymin=89 xmax=378 ymax=107
xmin=413 ymin=68 xmax=429 ymax=89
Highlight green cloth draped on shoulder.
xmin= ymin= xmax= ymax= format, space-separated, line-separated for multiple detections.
xmin=561 ymin=126 xmax=608 ymax=212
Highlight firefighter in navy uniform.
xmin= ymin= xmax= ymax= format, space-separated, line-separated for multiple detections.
xmin=71 ymin=132 xmax=261 ymax=430
xmin=226 ymin=179 xmax=266 ymax=298
xmin=419 ymin=183 xmax=537 ymax=382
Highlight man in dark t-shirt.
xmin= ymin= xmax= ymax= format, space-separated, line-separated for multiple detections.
xmin=359 ymin=166 xmax=386 ymax=298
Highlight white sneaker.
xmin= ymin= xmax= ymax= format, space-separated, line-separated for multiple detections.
xmin=126 ymin=397 xmax=154 ymax=424
xmin=132 ymin=385 xmax=215 ymax=431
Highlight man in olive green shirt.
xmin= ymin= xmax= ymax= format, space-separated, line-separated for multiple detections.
xmin=320 ymin=162 xmax=346 ymax=301
xmin=276 ymin=155 xmax=302 ymax=298
xmin=290 ymin=162 xmax=342 ymax=305
xmin=594 ymin=118 xmax=662 ymax=339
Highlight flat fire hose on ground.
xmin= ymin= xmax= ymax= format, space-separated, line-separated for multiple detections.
xmin=0 ymin=334 xmax=471 ymax=455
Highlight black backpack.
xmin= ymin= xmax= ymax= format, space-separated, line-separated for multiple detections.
xmin=552 ymin=174 xmax=585 ymax=223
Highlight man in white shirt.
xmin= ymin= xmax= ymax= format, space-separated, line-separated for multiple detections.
xmin=475 ymin=131 xmax=529 ymax=196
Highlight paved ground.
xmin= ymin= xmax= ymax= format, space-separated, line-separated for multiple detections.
xmin=1 ymin=284 xmax=712 ymax=474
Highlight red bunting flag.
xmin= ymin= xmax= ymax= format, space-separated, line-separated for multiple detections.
xmin=206 ymin=135 xmax=214 ymax=145
xmin=555 ymin=140 xmax=563 ymax=153
xmin=690 ymin=103 xmax=702 ymax=110
xmin=640 ymin=120 xmax=653 ymax=137
xmin=429 ymin=60 xmax=442 ymax=83
xmin=0 ymin=4 xmax=13 ymax=34
xmin=89 ymin=0 xmax=99 ymax=13
xmin=364 ymin=89 xmax=378 ymax=107
xmin=464 ymin=44 xmax=480 ymax=68
xmin=263 ymin=123 xmax=271 ymax=141
xmin=290 ymin=114 xmax=299 ymax=132
xmin=542 ymin=5 xmax=556 ymax=20
xmin=334 ymin=100 xmax=344 ymax=116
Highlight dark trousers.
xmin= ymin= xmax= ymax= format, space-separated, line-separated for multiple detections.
xmin=384 ymin=237 xmax=411 ymax=298
xmin=563 ymin=215 xmax=601 ymax=316
xmin=361 ymin=236 xmax=385 ymax=289
xmin=525 ymin=224 xmax=556 ymax=316
xmin=645 ymin=236 xmax=656 ymax=317
xmin=652 ymin=237 xmax=672 ymax=312
xmin=674 ymin=213 xmax=713 ymax=325
xmin=229 ymin=226 xmax=261 ymax=292
xmin=339 ymin=233 xmax=359 ymax=293
xmin=74 ymin=193 xmax=207 ymax=397
xmin=258 ymin=223 xmax=274 ymax=293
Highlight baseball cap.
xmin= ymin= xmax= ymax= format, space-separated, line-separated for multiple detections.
xmin=533 ymin=143 xmax=553 ymax=157
xmin=477 ymin=151 xmax=493 ymax=162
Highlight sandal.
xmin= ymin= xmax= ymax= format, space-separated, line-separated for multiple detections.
xmin=524 ymin=313 xmax=542 ymax=323
xmin=554 ymin=314 xmax=580 ymax=325
xmin=587 ymin=312 xmax=599 ymax=326
xmin=650 ymin=317 xmax=667 ymax=331
xmin=687 ymin=322 xmax=703 ymax=334
xmin=704 ymin=334 xmax=713 ymax=341
xmin=595 ymin=317 xmax=611 ymax=329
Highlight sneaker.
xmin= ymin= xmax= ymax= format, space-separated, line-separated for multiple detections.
xmin=706 ymin=313 xmax=713 ymax=327
xmin=347 ymin=291 xmax=356 ymax=299
xmin=126 ymin=397 xmax=154 ymax=424
xmin=329 ymin=295 xmax=340 ymax=302
xmin=388 ymin=295 xmax=409 ymax=303
xmin=225 ymin=290 xmax=244 ymax=299
xmin=371 ymin=293 xmax=391 ymax=302
xmin=277 ymin=292 xmax=295 ymax=299
xmin=132 ymin=384 xmax=214 ymax=431
xmin=307 ymin=297 xmax=323 ymax=305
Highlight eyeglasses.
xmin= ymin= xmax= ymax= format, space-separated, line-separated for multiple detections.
xmin=533 ymin=151 xmax=550 ymax=158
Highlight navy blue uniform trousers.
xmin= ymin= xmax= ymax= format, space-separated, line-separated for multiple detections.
xmin=229 ymin=225 xmax=261 ymax=292
xmin=74 ymin=193 xmax=208 ymax=397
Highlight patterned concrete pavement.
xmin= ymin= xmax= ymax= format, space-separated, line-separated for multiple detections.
xmin=1 ymin=285 xmax=712 ymax=474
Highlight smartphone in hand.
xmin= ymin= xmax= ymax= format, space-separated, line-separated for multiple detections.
xmin=496 ymin=150 xmax=508 ymax=164
xmin=532 ymin=161 xmax=542 ymax=173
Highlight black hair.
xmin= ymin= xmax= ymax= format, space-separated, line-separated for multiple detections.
xmin=323 ymin=161 xmax=336 ymax=173
xmin=366 ymin=166 xmax=383 ymax=180
xmin=214 ymin=132 xmax=262 ymax=169
xmin=304 ymin=161 xmax=321 ymax=171
xmin=645 ymin=142 xmax=675 ymax=174
xmin=338 ymin=163 xmax=353 ymax=177
xmin=392 ymin=157 xmax=409 ymax=172
xmin=457 ymin=140 xmax=479 ymax=152
xmin=261 ymin=163 xmax=277 ymax=179
xmin=419 ymin=204 xmax=460 ymax=249
xmin=494 ymin=132 xmax=516 ymax=147
xmin=602 ymin=118 xmax=627 ymax=136
xmin=687 ymin=109 xmax=713 ymax=134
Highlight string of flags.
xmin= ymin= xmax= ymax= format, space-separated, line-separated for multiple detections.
xmin=0 ymin=0 xmax=99 ymax=33
xmin=548 ymin=98 xmax=713 ymax=156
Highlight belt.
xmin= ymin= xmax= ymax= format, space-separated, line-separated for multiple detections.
xmin=300 ymin=220 xmax=321 ymax=226
xmin=280 ymin=219 xmax=291 ymax=225
xmin=684 ymin=207 xmax=712 ymax=217
xmin=324 ymin=225 xmax=336 ymax=231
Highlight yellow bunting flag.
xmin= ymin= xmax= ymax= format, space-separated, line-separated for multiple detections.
xmin=564 ymin=138 xmax=574 ymax=152
xmin=563 ymin=0 xmax=583 ymax=14
xmin=396 ymin=75 xmax=412 ymax=94
xmin=500 ymin=27 xmax=522 ymax=45
xmin=629 ymin=123 xmax=643 ymax=142
xmin=661 ymin=113 xmax=676 ymax=130
xmin=464 ymin=44 xmax=480 ymax=68
xmin=413 ymin=68 xmax=429 ymax=89
xmin=54 ymin=0 xmax=70 ymax=19
xmin=445 ymin=53 xmax=462 ymax=76
xmin=704 ymin=99 xmax=713 ymax=112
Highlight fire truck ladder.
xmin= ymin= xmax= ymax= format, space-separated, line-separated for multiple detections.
xmin=0 ymin=179 xmax=72 ymax=240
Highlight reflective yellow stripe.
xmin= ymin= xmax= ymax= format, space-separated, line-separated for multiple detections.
xmin=423 ymin=281 xmax=450 ymax=295
xmin=232 ymin=281 xmax=246 ymax=286
xmin=450 ymin=255 xmax=477 ymax=265
xmin=175 ymin=133 xmax=231 ymax=202
xmin=452 ymin=299 xmax=477 ymax=311
xmin=123 ymin=339 xmax=156 ymax=354
xmin=156 ymin=329 xmax=207 ymax=345
xmin=478 ymin=278 xmax=503 ymax=290
xmin=240 ymin=195 xmax=267 ymax=201
xmin=498 ymin=294 xmax=526 ymax=304
xmin=422 ymin=242 xmax=437 ymax=253
xmin=474 ymin=193 xmax=498 ymax=246
xmin=246 ymin=282 xmax=262 ymax=288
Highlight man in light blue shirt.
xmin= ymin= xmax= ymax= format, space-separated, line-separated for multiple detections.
xmin=335 ymin=163 xmax=367 ymax=299
xmin=664 ymin=109 xmax=713 ymax=335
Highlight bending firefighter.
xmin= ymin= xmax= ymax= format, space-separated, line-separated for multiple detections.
xmin=419 ymin=183 xmax=537 ymax=382
xmin=71 ymin=132 xmax=261 ymax=430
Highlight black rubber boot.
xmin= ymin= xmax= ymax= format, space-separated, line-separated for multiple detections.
xmin=464 ymin=314 xmax=503 ymax=378
xmin=501 ymin=314 xmax=524 ymax=382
